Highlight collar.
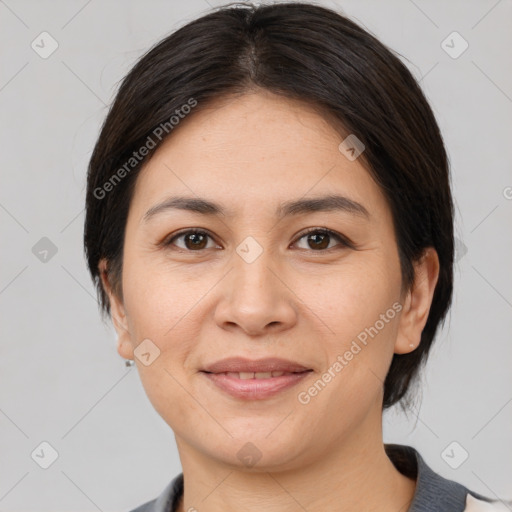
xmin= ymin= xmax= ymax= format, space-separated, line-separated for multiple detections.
xmin=385 ymin=443 xmax=471 ymax=510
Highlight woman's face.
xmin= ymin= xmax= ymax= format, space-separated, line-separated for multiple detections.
xmin=106 ymin=90 xmax=436 ymax=470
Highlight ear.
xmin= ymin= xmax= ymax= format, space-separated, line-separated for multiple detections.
xmin=98 ymin=259 xmax=134 ymax=360
xmin=394 ymin=247 xmax=440 ymax=354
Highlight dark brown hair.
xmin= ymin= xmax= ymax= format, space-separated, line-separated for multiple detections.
xmin=84 ymin=1 xmax=454 ymax=410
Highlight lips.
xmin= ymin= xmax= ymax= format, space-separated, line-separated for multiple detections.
xmin=202 ymin=356 xmax=311 ymax=374
xmin=200 ymin=357 xmax=313 ymax=400
xmin=202 ymin=370 xmax=312 ymax=400
xmin=213 ymin=371 xmax=299 ymax=379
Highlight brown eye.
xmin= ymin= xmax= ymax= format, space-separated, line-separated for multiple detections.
xmin=164 ymin=228 xmax=352 ymax=253
xmin=293 ymin=229 xmax=350 ymax=251
xmin=166 ymin=230 xmax=216 ymax=251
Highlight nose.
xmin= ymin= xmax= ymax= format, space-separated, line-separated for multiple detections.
xmin=213 ymin=247 xmax=298 ymax=337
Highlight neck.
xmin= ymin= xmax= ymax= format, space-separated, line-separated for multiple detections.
xmin=174 ymin=406 xmax=416 ymax=512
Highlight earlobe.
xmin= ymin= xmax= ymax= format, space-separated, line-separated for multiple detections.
xmin=98 ymin=259 xmax=134 ymax=360
xmin=394 ymin=247 xmax=440 ymax=355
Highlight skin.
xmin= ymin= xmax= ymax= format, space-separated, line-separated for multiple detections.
xmin=100 ymin=89 xmax=439 ymax=512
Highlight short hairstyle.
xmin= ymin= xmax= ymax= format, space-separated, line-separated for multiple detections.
xmin=84 ymin=1 xmax=454 ymax=411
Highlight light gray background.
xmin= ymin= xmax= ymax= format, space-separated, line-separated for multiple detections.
xmin=1 ymin=0 xmax=511 ymax=510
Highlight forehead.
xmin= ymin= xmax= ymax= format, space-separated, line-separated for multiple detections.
xmin=128 ymin=91 xmax=388 ymax=222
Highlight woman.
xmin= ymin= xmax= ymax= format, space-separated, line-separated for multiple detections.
xmin=84 ymin=2 xmax=511 ymax=511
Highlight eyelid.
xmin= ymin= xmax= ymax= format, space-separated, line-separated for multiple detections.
xmin=292 ymin=227 xmax=353 ymax=250
xmin=162 ymin=228 xmax=220 ymax=250
xmin=162 ymin=227 xmax=354 ymax=251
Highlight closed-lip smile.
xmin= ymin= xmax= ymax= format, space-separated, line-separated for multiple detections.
xmin=201 ymin=357 xmax=313 ymax=400
xmin=202 ymin=356 xmax=312 ymax=374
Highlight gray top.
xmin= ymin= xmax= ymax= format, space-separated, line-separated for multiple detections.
xmin=128 ymin=444 xmax=510 ymax=512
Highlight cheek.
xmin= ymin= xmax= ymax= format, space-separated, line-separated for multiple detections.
xmin=121 ymin=252 xmax=212 ymax=380
xmin=121 ymin=250 xmax=192 ymax=338
xmin=121 ymin=257 xmax=200 ymax=423
xmin=305 ymin=257 xmax=401 ymax=401
xmin=298 ymin=272 xmax=400 ymax=423
xmin=313 ymin=259 xmax=400 ymax=336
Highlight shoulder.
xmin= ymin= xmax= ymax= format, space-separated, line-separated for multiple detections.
xmin=385 ymin=444 xmax=511 ymax=512
xmin=128 ymin=498 xmax=157 ymax=512
xmin=465 ymin=494 xmax=512 ymax=511
xmin=126 ymin=473 xmax=184 ymax=512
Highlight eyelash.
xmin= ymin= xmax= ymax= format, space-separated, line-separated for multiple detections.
xmin=162 ymin=227 xmax=354 ymax=253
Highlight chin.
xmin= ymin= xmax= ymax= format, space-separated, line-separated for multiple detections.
xmin=203 ymin=433 xmax=308 ymax=472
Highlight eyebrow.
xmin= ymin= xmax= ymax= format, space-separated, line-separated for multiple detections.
xmin=142 ymin=194 xmax=370 ymax=222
